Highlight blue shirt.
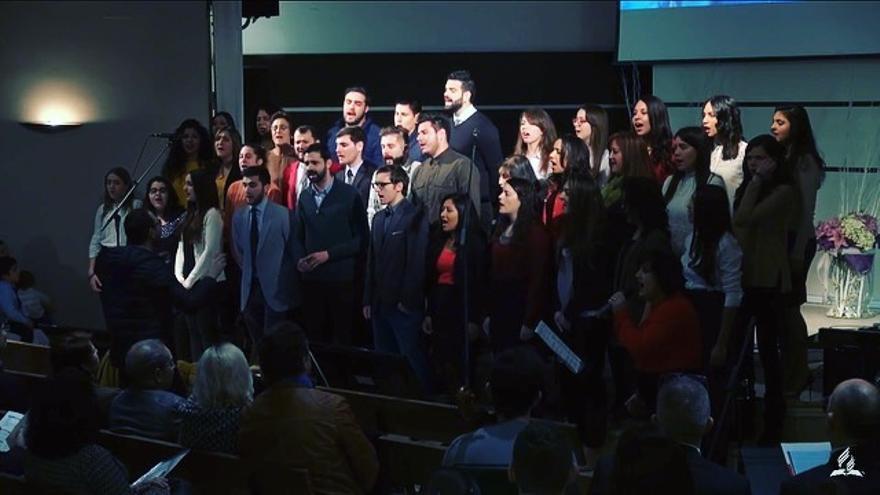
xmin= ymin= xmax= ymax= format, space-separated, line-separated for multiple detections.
xmin=311 ymin=177 xmax=335 ymax=210
xmin=248 ymin=195 xmax=269 ymax=233
xmin=0 ymin=280 xmax=30 ymax=326
xmin=441 ymin=418 xmax=530 ymax=466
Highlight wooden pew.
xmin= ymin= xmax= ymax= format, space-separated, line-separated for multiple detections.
xmin=0 ymin=341 xmax=51 ymax=376
xmin=97 ymin=430 xmax=313 ymax=495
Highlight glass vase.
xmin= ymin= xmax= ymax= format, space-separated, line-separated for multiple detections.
xmin=826 ymin=253 xmax=875 ymax=319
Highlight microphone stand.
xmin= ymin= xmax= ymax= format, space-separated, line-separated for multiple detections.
xmin=101 ymin=139 xmax=173 ymax=233
xmin=459 ymin=127 xmax=479 ymax=389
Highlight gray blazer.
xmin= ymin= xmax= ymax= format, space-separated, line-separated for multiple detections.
xmin=232 ymin=199 xmax=299 ymax=312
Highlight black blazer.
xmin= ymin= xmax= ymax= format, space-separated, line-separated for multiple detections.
xmin=335 ymin=160 xmax=377 ymax=210
xmin=780 ymin=443 xmax=880 ymax=495
xmin=364 ymin=199 xmax=428 ymax=311
xmin=425 ymin=224 xmax=488 ymax=325
xmin=591 ymin=445 xmax=751 ymax=495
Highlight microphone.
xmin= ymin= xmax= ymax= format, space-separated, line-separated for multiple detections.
xmin=580 ymin=289 xmax=637 ymax=318
xmin=150 ymin=132 xmax=177 ymax=140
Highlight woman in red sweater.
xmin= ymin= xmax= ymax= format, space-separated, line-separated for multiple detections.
xmin=485 ymin=177 xmax=552 ymax=354
xmin=609 ymin=248 xmax=701 ymax=416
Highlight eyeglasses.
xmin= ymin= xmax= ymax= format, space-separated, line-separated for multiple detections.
xmin=372 ymin=181 xmax=393 ymax=189
xmin=571 ymin=118 xmax=588 ymax=125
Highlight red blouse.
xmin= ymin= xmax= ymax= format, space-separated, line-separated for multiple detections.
xmin=436 ymin=247 xmax=456 ymax=285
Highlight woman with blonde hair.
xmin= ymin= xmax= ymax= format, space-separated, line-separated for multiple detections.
xmin=176 ymin=343 xmax=253 ymax=454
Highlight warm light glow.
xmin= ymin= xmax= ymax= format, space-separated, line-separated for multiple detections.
xmin=19 ymin=79 xmax=95 ymax=125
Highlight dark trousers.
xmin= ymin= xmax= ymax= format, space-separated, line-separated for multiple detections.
xmin=243 ymin=279 xmax=287 ymax=349
xmin=743 ymin=288 xmax=786 ymax=440
xmin=301 ymin=279 xmax=355 ymax=346
xmin=372 ymin=303 xmax=433 ymax=393
xmin=559 ymin=316 xmax=609 ymax=449
xmin=428 ymin=285 xmax=468 ymax=394
xmin=180 ymin=278 xmax=220 ymax=362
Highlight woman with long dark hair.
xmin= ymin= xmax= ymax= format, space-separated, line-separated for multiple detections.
xmin=703 ymin=95 xmax=747 ymax=212
xmin=175 ymin=168 xmax=225 ymax=360
xmin=552 ymin=169 xmax=612 ymax=465
xmin=632 ymin=95 xmax=674 ymax=184
xmin=423 ymin=193 xmax=487 ymax=393
xmin=88 ymin=167 xmax=141 ymax=292
xmin=144 ymin=176 xmax=185 ymax=264
xmin=771 ymin=105 xmax=825 ymax=397
xmin=733 ymin=134 xmax=799 ymax=445
xmin=513 ymin=108 xmax=558 ymax=181
xmin=663 ymin=127 xmax=725 ymax=257
xmin=498 ymin=154 xmax=542 ymax=216
xmin=545 ymin=134 xmax=591 ymax=229
xmin=211 ymin=111 xmax=237 ymax=136
xmin=573 ymin=104 xmax=610 ymax=186
xmin=212 ymin=127 xmax=243 ymax=210
xmin=485 ymin=177 xmax=551 ymax=353
xmin=162 ymin=118 xmax=213 ymax=204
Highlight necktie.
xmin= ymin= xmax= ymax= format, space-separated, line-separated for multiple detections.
xmin=346 ymin=169 xmax=354 ymax=185
xmin=250 ymin=207 xmax=259 ymax=273
xmin=383 ymin=207 xmax=393 ymax=236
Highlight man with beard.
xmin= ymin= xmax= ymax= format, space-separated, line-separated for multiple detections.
xmin=365 ymin=126 xmax=419 ymax=228
xmin=326 ymin=86 xmax=382 ymax=166
xmin=294 ymin=143 xmax=369 ymax=345
xmin=282 ymin=125 xmax=319 ymax=210
xmin=232 ymin=166 xmax=299 ymax=348
xmin=444 ymin=70 xmax=503 ymax=231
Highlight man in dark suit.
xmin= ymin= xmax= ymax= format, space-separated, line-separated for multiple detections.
xmin=781 ymin=378 xmax=880 ymax=495
xmin=363 ymin=165 xmax=431 ymax=392
xmin=333 ymin=125 xmax=377 ymax=210
xmin=295 ymin=143 xmax=369 ymax=345
xmin=592 ymin=375 xmax=751 ymax=495
xmin=232 ymin=166 xmax=298 ymax=347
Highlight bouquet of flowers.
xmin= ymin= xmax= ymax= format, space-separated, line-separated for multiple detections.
xmin=816 ymin=211 xmax=879 ymax=318
xmin=816 ymin=212 xmax=880 ymax=272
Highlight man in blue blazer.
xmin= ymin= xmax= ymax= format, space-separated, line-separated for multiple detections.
xmin=363 ymin=165 xmax=431 ymax=392
xmin=232 ymin=166 xmax=298 ymax=347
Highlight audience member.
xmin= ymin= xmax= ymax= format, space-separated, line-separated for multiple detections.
xmin=161 ymin=118 xmax=213 ymax=204
xmin=0 ymin=257 xmax=34 ymax=341
xmin=326 ymin=86 xmax=383 ymax=165
xmin=16 ymin=270 xmax=51 ymax=324
xmin=211 ymin=111 xmax=236 ymax=136
xmin=444 ymin=70 xmax=504 ymax=230
xmin=732 ymin=134 xmax=799 ymax=445
xmin=97 ymin=209 xmax=223 ymax=369
xmin=394 ymin=97 xmax=424 ymax=162
xmin=424 ymin=193 xmax=488 ymax=393
xmin=573 ymin=104 xmax=611 ymax=187
xmin=25 ymin=369 xmax=169 ymax=494
xmin=552 ymin=170 xmax=612 ymax=465
xmin=772 ymin=105 xmax=825 ymax=399
xmin=144 ymin=176 xmax=186 ymax=264
xmin=232 ymin=166 xmax=298 ymax=349
xmin=295 ymin=144 xmax=369 ymax=345
xmin=88 ymin=167 xmax=142 ymax=293
xmin=175 ymin=168 xmax=225 ymax=360
xmin=781 ymin=378 xmax=880 ymax=495
xmin=281 ymin=124 xmax=318 ymax=210
xmin=334 ymin=125 xmax=378 ymax=210
xmin=108 ymin=339 xmax=184 ymax=442
xmin=442 ymin=346 xmax=544 ymax=466
xmin=363 ymin=165 xmax=432 ymax=392
xmin=239 ymin=322 xmax=379 ymax=494
xmin=597 ymin=425 xmax=695 ymax=495
xmin=253 ymin=104 xmax=276 ymax=152
xmin=212 ymin=127 xmax=243 ymax=209
xmin=265 ymin=111 xmax=296 ymax=190
xmin=663 ymin=126 xmax=725 ymax=257
xmin=610 ymin=249 xmax=701 ymax=416
xmin=510 ymin=422 xmax=577 ymax=495
xmin=632 ymin=95 xmax=674 ymax=183
xmin=513 ymin=107 xmax=558 ymax=181
xmin=411 ymin=113 xmax=482 ymax=226
xmin=703 ymin=95 xmax=747 ymax=212
xmin=176 ymin=343 xmax=252 ymax=454
xmin=486 ymin=177 xmax=551 ymax=353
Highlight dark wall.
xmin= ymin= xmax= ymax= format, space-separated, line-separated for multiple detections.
xmin=244 ymin=52 xmax=651 ymax=152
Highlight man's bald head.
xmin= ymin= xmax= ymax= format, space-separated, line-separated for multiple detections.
xmin=124 ymin=339 xmax=174 ymax=390
xmin=828 ymin=378 xmax=880 ymax=442
xmin=655 ymin=375 xmax=712 ymax=445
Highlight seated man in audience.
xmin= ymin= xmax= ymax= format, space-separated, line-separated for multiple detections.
xmin=591 ymin=375 xmax=751 ymax=495
xmin=781 ymin=378 xmax=880 ymax=495
xmin=108 ymin=339 xmax=184 ymax=441
xmin=510 ymin=422 xmax=577 ymax=495
xmin=0 ymin=256 xmax=34 ymax=342
xmin=442 ymin=347 xmax=544 ymax=466
xmin=239 ymin=322 xmax=379 ymax=495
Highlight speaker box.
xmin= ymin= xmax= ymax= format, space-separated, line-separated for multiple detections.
xmin=242 ymin=0 xmax=279 ymax=18
xmin=819 ymin=326 xmax=880 ymax=397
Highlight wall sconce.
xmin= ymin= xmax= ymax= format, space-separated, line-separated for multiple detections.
xmin=20 ymin=121 xmax=84 ymax=133
xmin=18 ymin=80 xmax=93 ymax=132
